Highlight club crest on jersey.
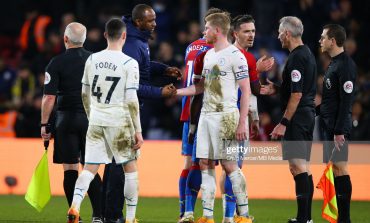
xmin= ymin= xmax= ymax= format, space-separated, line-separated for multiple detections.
xmin=291 ymin=70 xmax=301 ymax=82
xmin=44 ymin=72 xmax=51 ymax=85
xmin=325 ymin=78 xmax=331 ymax=89
xmin=343 ymin=81 xmax=353 ymax=93
xmin=218 ymin=58 xmax=226 ymax=66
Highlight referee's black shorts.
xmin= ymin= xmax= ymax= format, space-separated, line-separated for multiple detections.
xmin=319 ymin=117 xmax=349 ymax=163
xmin=53 ymin=110 xmax=88 ymax=164
xmin=282 ymin=107 xmax=315 ymax=161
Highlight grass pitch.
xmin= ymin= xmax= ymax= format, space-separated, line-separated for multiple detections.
xmin=0 ymin=195 xmax=369 ymax=222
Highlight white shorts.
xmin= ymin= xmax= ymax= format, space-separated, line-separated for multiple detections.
xmin=85 ymin=124 xmax=139 ymax=164
xmin=196 ymin=109 xmax=248 ymax=160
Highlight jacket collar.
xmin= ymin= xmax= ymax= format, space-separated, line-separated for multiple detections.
xmin=122 ymin=15 xmax=152 ymax=41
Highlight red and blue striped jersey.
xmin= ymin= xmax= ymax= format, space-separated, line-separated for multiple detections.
xmin=180 ymin=38 xmax=212 ymax=122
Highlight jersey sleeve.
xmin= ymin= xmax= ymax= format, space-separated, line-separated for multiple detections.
xmin=43 ymin=58 xmax=59 ymax=95
xmin=232 ymin=50 xmax=249 ymax=80
xmin=244 ymin=52 xmax=258 ymax=83
xmin=82 ymin=55 xmax=92 ymax=86
xmin=289 ymin=55 xmax=305 ymax=93
xmin=193 ymin=51 xmax=207 ymax=84
xmin=334 ymin=59 xmax=356 ymax=134
xmin=125 ymin=59 xmax=140 ymax=90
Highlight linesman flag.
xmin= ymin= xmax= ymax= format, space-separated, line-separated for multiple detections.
xmin=25 ymin=140 xmax=51 ymax=212
xmin=316 ymin=162 xmax=338 ymax=223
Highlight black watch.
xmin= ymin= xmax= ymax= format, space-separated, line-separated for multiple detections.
xmin=280 ymin=117 xmax=290 ymax=126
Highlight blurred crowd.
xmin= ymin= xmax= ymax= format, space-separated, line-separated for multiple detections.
xmin=0 ymin=0 xmax=369 ymax=140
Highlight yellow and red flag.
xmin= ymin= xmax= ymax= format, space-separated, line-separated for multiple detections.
xmin=317 ymin=162 xmax=338 ymax=223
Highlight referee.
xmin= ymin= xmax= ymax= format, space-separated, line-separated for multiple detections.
xmin=40 ymin=22 xmax=103 ymax=223
xmin=261 ymin=16 xmax=316 ymax=223
xmin=318 ymin=24 xmax=356 ymax=223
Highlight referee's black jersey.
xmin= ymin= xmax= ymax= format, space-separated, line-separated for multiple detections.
xmin=320 ymin=52 xmax=356 ymax=135
xmin=44 ymin=48 xmax=91 ymax=111
xmin=280 ymin=45 xmax=317 ymax=111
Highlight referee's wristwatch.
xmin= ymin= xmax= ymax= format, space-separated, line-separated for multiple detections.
xmin=280 ymin=117 xmax=290 ymax=127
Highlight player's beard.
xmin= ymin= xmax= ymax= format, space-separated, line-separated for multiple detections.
xmin=206 ymin=34 xmax=217 ymax=44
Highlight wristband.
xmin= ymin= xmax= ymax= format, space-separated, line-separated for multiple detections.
xmin=280 ymin=117 xmax=290 ymax=126
xmin=40 ymin=123 xmax=50 ymax=127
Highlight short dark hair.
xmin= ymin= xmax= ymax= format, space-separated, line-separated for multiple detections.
xmin=132 ymin=4 xmax=153 ymax=21
xmin=232 ymin=14 xmax=255 ymax=31
xmin=105 ymin=18 xmax=126 ymax=41
xmin=323 ymin=24 xmax=346 ymax=47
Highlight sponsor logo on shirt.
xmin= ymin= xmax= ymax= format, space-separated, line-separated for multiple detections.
xmin=343 ymin=81 xmax=353 ymax=93
xmin=325 ymin=78 xmax=331 ymax=89
xmin=291 ymin=70 xmax=301 ymax=82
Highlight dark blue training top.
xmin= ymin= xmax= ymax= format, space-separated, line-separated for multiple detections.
xmin=122 ymin=16 xmax=168 ymax=99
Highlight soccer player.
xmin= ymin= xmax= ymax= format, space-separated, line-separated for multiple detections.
xmin=260 ymin=16 xmax=317 ymax=223
xmin=318 ymin=24 xmax=356 ymax=223
xmin=41 ymin=22 xmax=103 ymax=223
xmin=66 ymin=18 xmax=143 ymax=223
xmin=177 ymin=12 xmax=253 ymax=223
xmin=103 ymin=4 xmax=182 ymax=222
xmin=219 ymin=14 xmax=275 ymax=223
xmin=178 ymin=8 xmax=222 ymax=223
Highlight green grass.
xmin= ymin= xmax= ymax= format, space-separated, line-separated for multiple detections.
xmin=0 ymin=195 xmax=369 ymax=222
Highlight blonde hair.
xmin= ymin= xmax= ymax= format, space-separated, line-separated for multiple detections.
xmin=205 ymin=12 xmax=231 ymax=36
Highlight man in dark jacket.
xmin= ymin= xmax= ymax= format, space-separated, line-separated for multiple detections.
xmin=102 ymin=4 xmax=182 ymax=223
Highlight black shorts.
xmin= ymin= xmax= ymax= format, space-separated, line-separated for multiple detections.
xmin=282 ymin=108 xmax=315 ymax=161
xmin=53 ymin=111 xmax=88 ymax=164
xmin=319 ymin=118 xmax=349 ymax=163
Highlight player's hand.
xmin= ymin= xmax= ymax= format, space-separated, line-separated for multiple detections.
xmin=188 ymin=124 xmax=197 ymax=144
xmin=236 ymin=123 xmax=247 ymax=141
xmin=270 ymin=123 xmax=286 ymax=140
xmin=40 ymin=126 xmax=51 ymax=141
xmin=260 ymin=79 xmax=276 ymax=95
xmin=161 ymin=84 xmax=176 ymax=97
xmin=165 ymin=67 xmax=182 ymax=80
xmin=256 ymin=55 xmax=275 ymax=73
xmin=250 ymin=120 xmax=260 ymax=139
xmin=133 ymin=132 xmax=144 ymax=150
xmin=334 ymin=134 xmax=345 ymax=151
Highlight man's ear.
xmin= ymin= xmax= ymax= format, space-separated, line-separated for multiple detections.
xmin=103 ymin=32 xmax=108 ymax=40
xmin=64 ymin=35 xmax=68 ymax=44
xmin=121 ymin=32 xmax=126 ymax=40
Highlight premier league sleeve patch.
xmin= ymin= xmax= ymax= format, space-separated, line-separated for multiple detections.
xmin=291 ymin=70 xmax=301 ymax=82
xmin=44 ymin=72 xmax=51 ymax=85
xmin=343 ymin=81 xmax=353 ymax=93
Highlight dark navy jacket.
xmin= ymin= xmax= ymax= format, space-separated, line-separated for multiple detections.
xmin=122 ymin=16 xmax=168 ymax=98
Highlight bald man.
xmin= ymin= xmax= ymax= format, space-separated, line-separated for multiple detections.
xmin=41 ymin=22 xmax=103 ymax=223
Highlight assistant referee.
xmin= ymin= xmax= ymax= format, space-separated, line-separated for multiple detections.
xmin=318 ymin=24 xmax=356 ymax=223
xmin=40 ymin=22 xmax=103 ymax=222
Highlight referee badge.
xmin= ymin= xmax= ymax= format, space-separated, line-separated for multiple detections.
xmin=343 ymin=81 xmax=353 ymax=93
xmin=44 ymin=72 xmax=51 ymax=85
xmin=291 ymin=70 xmax=301 ymax=82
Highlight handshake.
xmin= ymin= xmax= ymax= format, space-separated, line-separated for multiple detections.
xmin=161 ymin=83 xmax=177 ymax=97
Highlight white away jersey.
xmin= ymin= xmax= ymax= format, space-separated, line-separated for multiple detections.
xmin=82 ymin=50 xmax=139 ymax=126
xmin=201 ymin=45 xmax=249 ymax=113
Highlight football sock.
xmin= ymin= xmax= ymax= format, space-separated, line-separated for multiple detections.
xmin=308 ymin=175 xmax=314 ymax=220
xmin=179 ymin=169 xmax=189 ymax=216
xmin=184 ymin=165 xmax=201 ymax=216
xmin=124 ymin=172 xmax=139 ymax=221
xmin=294 ymin=172 xmax=309 ymax=222
xmin=335 ymin=175 xmax=352 ymax=222
xmin=228 ymin=169 xmax=249 ymax=217
xmin=224 ymin=175 xmax=237 ymax=219
xmin=71 ymin=170 xmax=95 ymax=211
xmin=64 ymin=170 xmax=78 ymax=206
xmin=87 ymin=173 xmax=102 ymax=217
xmin=201 ymin=169 xmax=216 ymax=218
